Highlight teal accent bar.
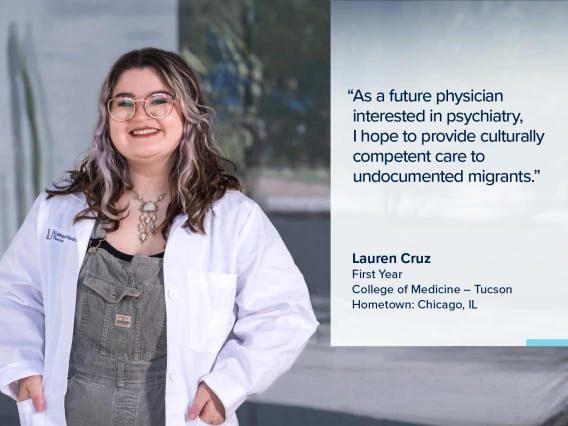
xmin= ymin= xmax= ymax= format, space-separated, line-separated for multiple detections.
xmin=526 ymin=339 xmax=568 ymax=346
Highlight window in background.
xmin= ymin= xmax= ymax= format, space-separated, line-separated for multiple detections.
xmin=178 ymin=0 xmax=330 ymax=212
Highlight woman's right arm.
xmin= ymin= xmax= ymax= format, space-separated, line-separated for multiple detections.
xmin=0 ymin=193 xmax=46 ymax=405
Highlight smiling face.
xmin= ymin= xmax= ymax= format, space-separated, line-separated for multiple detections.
xmin=108 ymin=67 xmax=184 ymax=167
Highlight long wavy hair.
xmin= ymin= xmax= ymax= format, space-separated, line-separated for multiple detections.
xmin=46 ymin=47 xmax=242 ymax=238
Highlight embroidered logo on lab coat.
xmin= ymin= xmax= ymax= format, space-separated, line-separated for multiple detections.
xmin=45 ymin=228 xmax=77 ymax=243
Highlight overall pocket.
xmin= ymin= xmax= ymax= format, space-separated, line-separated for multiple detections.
xmin=80 ymin=272 xmax=144 ymax=357
xmin=187 ymin=270 xmax=237 ymax=353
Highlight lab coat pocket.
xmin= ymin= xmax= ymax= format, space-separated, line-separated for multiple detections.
xmin=197 ymin=413 xmax=238 ymax=426
xmin=17 ymin=398 xmax=39 ymax=426
xmin=187 ymin=270 xmax=237 ymax=353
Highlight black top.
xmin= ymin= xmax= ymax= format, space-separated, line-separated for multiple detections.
xmin=89 ymin=238 xmax=165 ymax=262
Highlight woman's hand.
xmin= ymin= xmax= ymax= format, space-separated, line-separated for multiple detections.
xmin=17 ymin=375 xmax=45 ymax=412
xmin=188 ymin=382 xmax=226 ymax=424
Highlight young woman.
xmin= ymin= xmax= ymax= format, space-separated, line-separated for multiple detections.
xmin=0 ymin=47 xmax=318 ymax=426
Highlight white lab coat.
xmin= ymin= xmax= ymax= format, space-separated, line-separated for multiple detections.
xmin=0 ymin=188 xmax=319 ymax=426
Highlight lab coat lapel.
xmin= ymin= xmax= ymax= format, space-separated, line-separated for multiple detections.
xmin=71 ymin=194 xmax=96 ymax=269
xmin=168 ymin=214 xmax=188 ymax=239
xmin=51 ymin=196 xmax=95 ymax=363
xmin=74 ymin=217 xmax=95 ymax=271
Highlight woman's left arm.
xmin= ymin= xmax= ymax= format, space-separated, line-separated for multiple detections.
xmin=198 ymin=201 xmax=319 ymax=419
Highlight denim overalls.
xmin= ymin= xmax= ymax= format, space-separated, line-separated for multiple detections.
xmin=65 ymin=219 xmax=168 ymax=426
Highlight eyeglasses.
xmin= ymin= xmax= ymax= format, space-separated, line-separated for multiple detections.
xmin=107 ymin=93 xmax=177 ymax=121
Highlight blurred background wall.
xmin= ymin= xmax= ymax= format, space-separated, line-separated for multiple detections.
xmin=0 ymin=0 xmax=178 ymax=251
xmin=178 ymin=0 xmax=330 ymax=213
xmin=1 ymin=1 xmax=568 ymax=426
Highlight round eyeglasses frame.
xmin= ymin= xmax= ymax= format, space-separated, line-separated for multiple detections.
xmin=106 ymin=93 xmax=177 ymax=122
